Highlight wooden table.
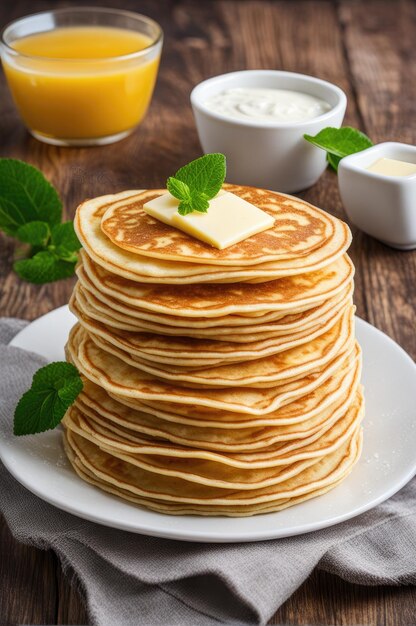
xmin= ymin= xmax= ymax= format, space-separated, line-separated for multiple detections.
xmin=1 ymin=0 xmax=415 ymax=623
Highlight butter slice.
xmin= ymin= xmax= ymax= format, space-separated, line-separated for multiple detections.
xmin=143 ymin=192 xmax=182 ymax=226
xmin=171 ymin=192 xmax=275 ymax=249
xmin=367 ymin=157 xmax=416 ymax=177
xmin=144 ymin=190 xmax=225 ymax=226
xmin=144 ymin=190 xmax=274 ymax=249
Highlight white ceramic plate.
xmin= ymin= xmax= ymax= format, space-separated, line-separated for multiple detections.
xmin=2 ymin=306 xmax=416 ymax=543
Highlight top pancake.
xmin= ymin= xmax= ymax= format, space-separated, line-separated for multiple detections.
xmin=74 ymin=190 xmax=351 ymax=283
xmin=100 ymin=185 xmax=346 ymax=266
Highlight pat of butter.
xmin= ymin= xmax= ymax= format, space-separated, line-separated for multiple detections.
xmin=367 ymin=157 xmax=416 ymax=177
xmin=144 ymin=191 xmax=274 ymax=249
xmin=144 ymin=190 xmax=225 ymax=226
xmin=173 ymin=192 xmax=274 ymax=249
xmin=143 ymin=192 xmax=183 ymax=226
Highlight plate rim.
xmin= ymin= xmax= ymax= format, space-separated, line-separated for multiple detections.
xmin=3 ymin=306 xmax=416 ymax=543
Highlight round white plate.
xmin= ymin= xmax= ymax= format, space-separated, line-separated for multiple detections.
xmin=3 ymin=306 xmax=416 ymax=543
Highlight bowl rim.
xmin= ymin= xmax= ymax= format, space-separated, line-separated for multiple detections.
xmin=0 ymin=6 xmax=163 ymax=63
xmin=190 ymin=69 xmax=347 ymax=129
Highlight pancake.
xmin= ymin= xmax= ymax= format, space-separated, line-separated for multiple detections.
xmin=67 ymin=321 xmax=358 ymax=414
xmin=76 ymin=248 xmax=354 ymax=317
xmin=63 ymin=426 xmax=362 ymax=507
xmin=77 ymin=252 xmax=354 ymax=334
xmin=100 ymin=185 xmax=350 ymax=266
xmin=73 ymin=305 xmax=354 ymax=388
xmin=73 ymin=273 xmax=316 ymax=334
xmin=108 ymin=346 xmax=361 ymax=429
xmin=73 ymin=383 xmax=359 ymax=454
xmin=65 ymin=434 xmax=360 ymax=516
xmin=64 ymin=388 xmax=363 ymax=475
xmin=71 ymin=291 xmax=350 ymax=367
xmin=75 ymin=189 xmax=351 ymax=283
xmin=71 ymin=281 xmax=354 ymax=346
xmin=64 ymin=408 xmax=322 ymax=489
xmin=72 ymin=285 xmax=353 ymax=346
xmin=72 ymin=353 xmax=360 ymax=451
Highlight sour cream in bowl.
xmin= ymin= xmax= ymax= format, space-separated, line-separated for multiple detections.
xmin=191 ymin=71 xmax=347 ymax=192
xmin=204 ymin=87 xmax=332 ymax=123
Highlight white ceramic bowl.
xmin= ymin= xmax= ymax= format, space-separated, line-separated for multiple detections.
xmin=191 ymin=70 xmax=346 ymax=192
xmin=338 ymin=142 xmax=416 ymax=250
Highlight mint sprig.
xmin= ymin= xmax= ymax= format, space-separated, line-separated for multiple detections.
xmin=304 ymin=127 xmax=373 ymax=172
xmin=0 ymin=159 xmax=81 ymax=283
xmin=167 ymin=153 xmax=226 ymax=215
xmin=14 ymin=362 xmax=83 ymax=436
xmin=0 ymin=159 xmax=62 ymax=236
xmin=49 ymin=222 xmax=81 ymax=263
xmin=14 ymin=250 xmax=77 ymax=284
xmin=16 ymin=221 xmax=51 ymax=247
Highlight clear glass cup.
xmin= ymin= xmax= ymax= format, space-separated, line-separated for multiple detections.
xmin=1 ymin=7 xmax=163 ymax=146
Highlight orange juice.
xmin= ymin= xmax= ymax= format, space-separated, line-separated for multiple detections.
xmin=2 ymin=26 xmax=161 ymax=142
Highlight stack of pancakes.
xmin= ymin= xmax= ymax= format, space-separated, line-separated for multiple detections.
xmin=64 ymin=184 xmax=363 ymax=516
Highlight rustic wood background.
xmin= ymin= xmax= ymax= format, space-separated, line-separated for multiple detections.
xmin=1 ymin=0 xmax=415 ymax=623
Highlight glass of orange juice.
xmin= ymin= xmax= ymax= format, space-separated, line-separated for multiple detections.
xmin=0 ymin=7 xmax=163 ymax=146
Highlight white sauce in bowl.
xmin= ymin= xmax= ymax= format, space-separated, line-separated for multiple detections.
xmin=204 ymin=88 xmax=332 ymax=123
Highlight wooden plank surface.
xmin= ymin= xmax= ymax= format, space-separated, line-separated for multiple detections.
xmin=0 ymin=0 xmax=415 ymax=623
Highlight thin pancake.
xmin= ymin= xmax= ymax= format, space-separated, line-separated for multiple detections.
xmin=78 ymin=305 xmax=354 ymax=388
xmin=71 ymin=280 xmax=354 ymax=343
xmin=75 ymin=191 xmax=351 ymax=283
xmin=71 ymin=281 xmax=348 ymax=344
xmin=100 ymin=185 xmax=350 ymax=266
xmin=110 ymin=346 xmax=361 ymax=430
xmin=77 ymin=253 xmax=354 ymax=336
xmin=64 ymin=427 xmax=362 ymax=505
xmin=76 ymin=248 xmax=354 ymax=317
xmin=64 ymin=389 xmax=363 ymax=476
xmin=73 ymin=367 xmax=360 ymax=451
xmin=67 ymin=322 xmax=358 ymax=414
xmin=65 ymin=435 xmax=360 ymax=516
xmin=71 ymin=293 xmax=349 ymax=367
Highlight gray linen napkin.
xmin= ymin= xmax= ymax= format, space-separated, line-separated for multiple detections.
xmin=1 ymin=317 xmax=416 ymax=626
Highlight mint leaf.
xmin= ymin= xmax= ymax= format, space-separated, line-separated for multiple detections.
xmin=31 ymin=362 xmax=80 ymax=391
xmin=12 ymin=222 xmax=80 ymax=283
xmin=14 ymin=362 xmax=83 ymax=436
xmin=167 ymin=177 xmax=192 ymax=203
xmin=175 ymin=153 xmax=226 ymax=199
xmin=16 ymin=220 xmax=51 ymax=247
xmin=177 ymin=201 xmax=194 ymax=216
xmin=176 ymin=192 xmax=210 ymax=216
xmin=50 ymin=221 xmax=81 ymax=262
xmin=304 ymin=127 xmax=373 ymax=158
xmin=0 ymin=159 xmax=81 ymax=285
xmin=304 ymin=127 xmax=373 ymax=172
xmin=167 ymin=154 xmax=226 ymax=214
xmin=189 ymin=194 xmax=209 ymax=212
xmin=14 ymin=250 xmax=76 ymax=284
xmin=327 ymin=152 xmax=341 ymax=171
xmin=0 ymin=159 xmax=62 ymax=236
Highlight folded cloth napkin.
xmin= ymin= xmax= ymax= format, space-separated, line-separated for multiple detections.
xmin=1 ymin=317 xmax=416 ymax=626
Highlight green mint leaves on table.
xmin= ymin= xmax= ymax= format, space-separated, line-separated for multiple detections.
xmin=14 ymin=249 xmax=77 ymax=284
xmin=167 ymin=153 xmax=226 ymax=215
xmin=14 ymin=362 xmax=83 ymax=436
xmin=0 ymin=159 xmax=81 ymax=283
xmin=304 ymin=127 xmax=373 ymax=172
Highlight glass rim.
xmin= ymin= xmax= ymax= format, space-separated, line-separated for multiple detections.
xmin=0 ymin=6 xmax=163 ymax=63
